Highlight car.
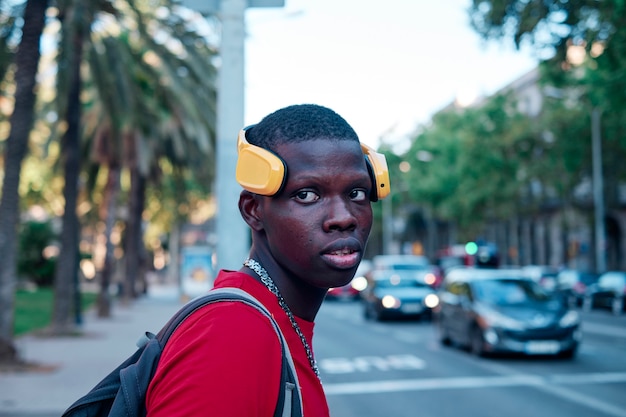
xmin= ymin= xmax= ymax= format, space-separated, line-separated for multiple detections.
xmin=435 ymin=267 xmax=581 ymax=358
xmin=522 ymin=265 xmax=560 ymax=291
xmin=582 ymin=271 xmax=626 ymax=314
xmin=554 ymin=269 xmax=599 ymax=307
xmin=372 ymin=254 xmax=430 ymax=270
xmin=361 ymin=269 xmax=439 ymax=321
xmin=371 ymin=254 xmax=440 ymax=287
xmin=326 ymin=260 xmax=371 ymax=301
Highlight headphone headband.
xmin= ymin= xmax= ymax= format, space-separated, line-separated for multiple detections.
xmin=235 ymin=127 xmax=390 ymax=200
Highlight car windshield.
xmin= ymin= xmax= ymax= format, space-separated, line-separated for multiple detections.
xmin=373 ymin=255 xmax=430 ymax=270
xmin=393 ymin=264 xmax=427 ymax=270
xmin=472 ymin=279 xmax=549 ymax=305
xmin=599 ymin=273 xmax=626 ymax=288
xmin=375 ymin=276 xmax=429 ymax=289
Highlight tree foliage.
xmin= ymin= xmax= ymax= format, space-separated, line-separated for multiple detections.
xmin=379 ymin=0 xmax=625 ymax=253
xmin=0 ymin=0 xmax=219 ymax=359
xmin=469 ymin=0 xmax=626 ymax=188
xmin=393 ymin=93 xmax=539 ymax=239
xmin=17 ymin=220 xmax=57 ymax=286
xmin=469 ymin=0 xmax=624 ymax=60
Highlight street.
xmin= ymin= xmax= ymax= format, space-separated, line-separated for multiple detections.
xmin=315 ymin=300 xmax=626 ymax=417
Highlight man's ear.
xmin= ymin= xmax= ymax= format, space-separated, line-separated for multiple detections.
xmin=238 ymin=190 xmax=264 ymax=231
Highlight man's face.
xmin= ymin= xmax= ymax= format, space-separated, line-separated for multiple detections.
xmin=258 ymin=138 xmax=374 ymax=289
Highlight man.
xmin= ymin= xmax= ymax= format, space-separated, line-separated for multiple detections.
xmin=146 ymin=104 xmax=389 ymax=416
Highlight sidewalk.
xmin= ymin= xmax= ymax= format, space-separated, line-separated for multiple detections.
xmin=0 ymin=284 xmax=185 ymax=417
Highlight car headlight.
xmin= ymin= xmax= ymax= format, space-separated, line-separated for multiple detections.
xmin=559 ymin=310 xmax=580 ymax=327
xmin=424 ymin=293 xmax=439 ymax=308
xmin=351 ymin=276 xmax=368 ymax=292
xmin=381 ymin=295 xmax=401 ymax=309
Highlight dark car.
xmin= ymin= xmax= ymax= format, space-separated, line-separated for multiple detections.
xmin=371 ymin=254 xmax=440 ymax=288
xmin=435 ymin=267 xmax=581 ymax=358
xmin=361 ymin=269 xmax=439 ymax=321
xmin=555 ymin=269 xmax=599 ymax=307
xmin=583 ymin=271 xmax=626 ymax=314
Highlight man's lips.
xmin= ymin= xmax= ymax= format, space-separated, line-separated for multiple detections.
xmin=326 ymin=247 xmax=357 ymax=256
xmin=321 ymin=240 xmax=362 ymax=269
xmin=321 ymin=251 xmax=360 ymax=269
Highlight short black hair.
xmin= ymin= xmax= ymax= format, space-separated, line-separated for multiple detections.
xmin=246 ymin=104 xmax=359 ymax=151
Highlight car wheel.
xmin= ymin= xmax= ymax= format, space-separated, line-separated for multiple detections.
xmin=558 ymin=345 xmax=578 ymax=359
xmin=469 ymin=326 xmax=486 ymax=357
xmin=611 ymin=296 xmax=623 ymax=315
xmin=374 ymin=308 xmax=384 ymax=321
xmin=363 ymin=304 xmax=373 ymax=320
xmin=567 ymin=295 xmax=577 ymax=309
xmin=422 ymin=310 xmax=433 ymax=322
xmin=438 ymin=321 xmax=452 ymax=346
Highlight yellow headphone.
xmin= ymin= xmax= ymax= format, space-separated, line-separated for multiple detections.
xmin=235 ymin=127 xmax=390 ymax=201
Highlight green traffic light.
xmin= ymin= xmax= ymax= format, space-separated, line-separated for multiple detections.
xmin=465 ymin=241 xmax=478 ymax=255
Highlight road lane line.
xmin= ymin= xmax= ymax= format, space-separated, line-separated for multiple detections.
xmin=323 ymin=372 xmax=626 ymax=395
xmin=324 ymin=374 xmax=545 ymax=394
xmin=536 ymin=381 xmax=626 ymax=417
xmin=323 ymin=372 xmax=626 ymax=417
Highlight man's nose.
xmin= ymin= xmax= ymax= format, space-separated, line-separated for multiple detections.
xmin=323 ymin=197 xmax=357 ymax=232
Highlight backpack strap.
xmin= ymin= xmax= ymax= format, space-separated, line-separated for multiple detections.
xmin=61 ymin=287 xmax=303 ymax=417
xmin=156 ymin=287 xmax=303 ymax=417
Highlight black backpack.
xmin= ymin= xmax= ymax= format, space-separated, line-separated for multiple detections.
xmin=62 ymin=287 xmax=303 ymax=417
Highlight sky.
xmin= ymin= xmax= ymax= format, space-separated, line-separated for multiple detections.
xmin=244 ymin=0 xmax=539 ymax=150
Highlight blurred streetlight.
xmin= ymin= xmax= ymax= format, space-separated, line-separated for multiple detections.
xmin=591 ymin=108 xmax=606 ymax=273
xmin=383 ymin=162 xmax=411 ymax=255
xmin=562 ymin=42 xmax=607 ymax=272
xmin=543 ymin=86 xmax=606 ymax=273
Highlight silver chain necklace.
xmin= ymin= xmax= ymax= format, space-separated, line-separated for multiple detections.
xmin=243 ymin=258 xmax=321 ymax=381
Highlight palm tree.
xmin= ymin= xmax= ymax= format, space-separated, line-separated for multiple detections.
xmin=0 ymin=2 xmax=20 ymax=84
xmin=0 ymin=0 xmax=49 ymax=364
xmin=83 ymin=2 xmax=217 ymax=306
xmin=50 ymin=0 xmax=123 ymax=332
xmin=48 ymin=0 xmax=93 ymax=334
xmin=0 ymin=0 xmax=48 ymax=362
xmin=48 ymin=0 xmax=218 ymax=323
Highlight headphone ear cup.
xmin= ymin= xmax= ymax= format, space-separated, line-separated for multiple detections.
xmin=365 ymin=158 xmax=379 ymax=202
xmin=236 ymin=145 xmax=286 ymax=196
xmin=363 ymin=150 xmax=390 ymax=201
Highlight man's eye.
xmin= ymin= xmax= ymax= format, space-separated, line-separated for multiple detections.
xmin=350 ymin=189 xmax=368 ymax=202
xmin=294 ymin=190 xmax=319 ymax=203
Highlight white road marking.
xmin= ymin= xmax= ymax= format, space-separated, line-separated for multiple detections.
xmin=323 ymin=371 xmax=626 ymax=394
xmin=472 ymin=357 xmax=626 ymax=417
xmin=320 ymin=355 xmax=426 ymax=374
xmin=324 ymin=372 xmax=626 ymax=417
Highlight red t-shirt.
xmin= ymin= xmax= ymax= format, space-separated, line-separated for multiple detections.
xmin=146 ymin=270 xmax=330 ymax=417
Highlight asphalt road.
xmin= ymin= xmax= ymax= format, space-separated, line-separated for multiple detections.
xmin=315 ymin=300 xmax=626 ymax=417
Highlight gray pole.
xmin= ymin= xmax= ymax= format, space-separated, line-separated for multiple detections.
xmin=591 ymin=107 xmax=606 ymax=273
xmin=215 ymin=0 xmax=249 ymax=271
xmin=178 ymin=0 xmax=284 ymax=271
